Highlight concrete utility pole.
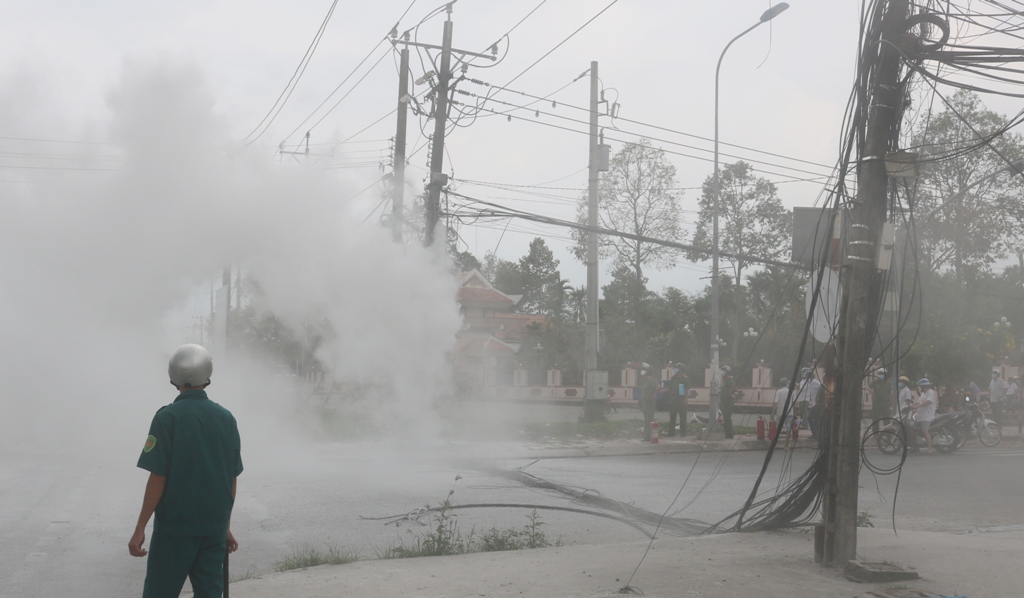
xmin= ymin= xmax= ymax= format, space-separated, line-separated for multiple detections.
xmin=391 ymin=42 xmax=411 ymax=243
xmin=235 ymin=267 xmax=242 ymax=310
xmin=223 ymin=267 xmax=232 ymax=320
xmin=583 ymin=61 xmax=609 ymax=422
xmin=424 ymin=10 xmax=454 ymax=247
xmin=390 ymin=6 xmax=494 ymax=247
xmin=827 ymin=0 xmax=908 ymax=565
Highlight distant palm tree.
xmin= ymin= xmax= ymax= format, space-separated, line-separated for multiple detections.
xmin=568 ymin=286 xmax=587 ymax=324
xmin=547 ymin=277 xmax=571 ymax=318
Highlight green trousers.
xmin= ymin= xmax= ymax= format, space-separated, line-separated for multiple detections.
xmin=144 ymin=531 xmax=227 ymax=598
xmin=641 ymin=399 xmax=656 ymax=440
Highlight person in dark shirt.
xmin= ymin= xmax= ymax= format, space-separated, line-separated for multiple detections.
xmin=639 ymin=364 xmax=659 ymax=440
xmin=128 ymin=344 xmax=243 ymax=598
xmin=666 ymin=362 xmax=689 ymax=436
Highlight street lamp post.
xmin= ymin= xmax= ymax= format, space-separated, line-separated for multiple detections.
xmin=709 ymin=2 xmax=789 ymax=439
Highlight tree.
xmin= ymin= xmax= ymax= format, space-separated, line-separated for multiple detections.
xmin=567 ymin=286 xmax=587 ymax=324
xmin=449 ymin=243 xmax=482 ymax=273
xmin=900 ymin=270 xmax=1017 ymax=386
xmin=572 ymin=139 xmax=683 ymax=329
xmin=911 ymin=89 xmax=1024 ymax=282
xmin=490 ymin=238 xmax=564 ymax=316
xmin=689 ymin=161 xmax=791 ymax=361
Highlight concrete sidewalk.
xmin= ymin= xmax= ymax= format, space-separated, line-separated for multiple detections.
xmin=231 ymin=527 xmax=1020 ymax=597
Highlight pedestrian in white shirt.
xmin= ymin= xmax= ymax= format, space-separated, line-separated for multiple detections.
xmin=909 ymin=378 xmax=937 ymax=454
xmin=897 ymin=376 xmax=913 ymax=415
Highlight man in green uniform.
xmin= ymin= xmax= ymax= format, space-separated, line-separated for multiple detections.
xmin=666 ymin=362 xmax=689 ymax=437
xmin=640 ymin=364 xmax=659 ymax=441
xmin=720 ymin=365 xmax=737 ymax=439
xmin=869 ymin=368 xmax=891 ymax=434
xmin=128 ymin=344 xmax=243 ymax=598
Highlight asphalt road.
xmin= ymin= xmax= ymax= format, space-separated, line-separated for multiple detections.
xmin=2 ymin=438 xmax=1022 ymax=597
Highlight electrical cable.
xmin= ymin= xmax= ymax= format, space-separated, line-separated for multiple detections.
xmin=468 ymin=78 xmax=836 ymax=171
xmin=275 ymin=0 xmax=422 ymax=148
xmin=499 ymin=0 xmax=620 ymax=92
xmin=242 ymin=0 xmax=340 ymax=145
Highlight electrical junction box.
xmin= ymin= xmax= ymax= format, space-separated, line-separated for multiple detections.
xmin=876 ymin=222 xmax=895 ymax=270
xmin=597 ymin=144 xmax=610 ymax=172
xmin=586 ymin=370 xmax=609 ymax=400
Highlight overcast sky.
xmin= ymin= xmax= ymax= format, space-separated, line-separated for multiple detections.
xmin=2 ymin=1 xmax=867 ymax=294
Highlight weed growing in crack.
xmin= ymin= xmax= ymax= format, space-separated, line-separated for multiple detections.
xmin=274 ymin=544 xmax=359 ymax=571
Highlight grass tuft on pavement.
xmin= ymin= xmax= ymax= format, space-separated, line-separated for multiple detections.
xmin=274 ymin=544 xmax=359 ymax=572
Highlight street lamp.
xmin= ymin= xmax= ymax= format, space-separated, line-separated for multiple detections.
xmin=709 ymin=2 xmax=789 ymax=439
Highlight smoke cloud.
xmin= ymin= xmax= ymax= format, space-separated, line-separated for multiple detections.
xmin=0 ymin=57 xmax=461 ymax=455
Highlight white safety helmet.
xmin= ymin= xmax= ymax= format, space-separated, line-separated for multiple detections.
xmin=168 ymin=344 xmax=213 ymax=388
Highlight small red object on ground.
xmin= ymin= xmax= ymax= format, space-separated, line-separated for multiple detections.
xmin=756 ymin=417 xmax=766 ymax=441
xmin=650 ymin=421 xmax=659 ymax=443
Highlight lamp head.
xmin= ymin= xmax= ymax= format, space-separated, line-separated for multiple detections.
xmin=760 ymin=2 xmax=790 ymax=22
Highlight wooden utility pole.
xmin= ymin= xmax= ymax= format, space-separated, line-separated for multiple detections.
xmin=826 ymin=0 xmax=908 ymax=565
xmin=391 ymin=42 xmax=411 ymax=243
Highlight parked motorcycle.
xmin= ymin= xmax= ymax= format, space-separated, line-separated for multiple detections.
xmin=875 ymin=409 xmax=961 ymax=455
xmin=958 ymin=396 xmax=1001 ymax=448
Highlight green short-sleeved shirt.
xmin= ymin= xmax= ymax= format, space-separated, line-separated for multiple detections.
xmin=137 ymin=390 xmax=243 ymax=537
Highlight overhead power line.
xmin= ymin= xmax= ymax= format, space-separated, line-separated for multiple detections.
xmin=272 ymin=0 xmax=422 ymax=148
xmin=499 ymin=0 xmax=620 ymax=90
xmin=468 ymin=79 xmax=835 ymax=171
xmin=459 ymin=102 xmax=829 ymax=185
xmin=242 ymin=0 xmax=341 ymax=145
xmin=457 ymin=90 xmax=833 ymax=178
xmin=445 ymin=190 xmax=811 ymax=271
xmin=0 ymin=136 xmax=116 ymax=145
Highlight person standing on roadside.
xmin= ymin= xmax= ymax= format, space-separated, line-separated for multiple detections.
xmin=795 ymin=367 xmax=821 ymax=435
xmin=870 ymin=368 xmax=891 ymax=433
xmin=129 ymin=344 xmax=243 ymax=598
xmin=989 ymin=370 xmax=1008 ymax=430
xmin=909 ymin=378 xmax=937 ymax=454
xmin=666 ymin=362 xmax=688 ymax=437
xmin=770 ymin=377 xmax=791 ymax=439
xmin=897 ymin=376 xmax=913 ymax=415
xmin=639 ymin=364 xmax=659 ymax=440
xmin=720 ymin=366 xmax=737 ymax=439
xmin=968 ymin=380 xmax=982 ymax=402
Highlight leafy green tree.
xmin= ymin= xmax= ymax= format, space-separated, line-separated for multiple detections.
xmin=689 ymin=161 xmax=791 ymax=362
xmin=449 ymin=243 xmax=482 ymax=273
xmin=571 ymin=139 xmax=683 ymax=331
xmin=910 ymin=89 xmax=1024 ymax=281
xmin=489 ymin=238 xmax=565 ymax=317
xmin=567 ymin=286 xmax=587 ymax=325
xmin=888 ymin=265 xmax=1024 ymax=387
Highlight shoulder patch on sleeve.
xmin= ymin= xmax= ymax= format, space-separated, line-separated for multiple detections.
xmin=143 ymin=435 xmax=157 ymax=453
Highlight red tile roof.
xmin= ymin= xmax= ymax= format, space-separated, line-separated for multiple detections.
xmin=457 ymin=286 xmax=515 ymax=305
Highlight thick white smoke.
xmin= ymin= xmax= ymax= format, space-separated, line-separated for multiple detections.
xmin=0 ymin=57 xmax=461 ymax=455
